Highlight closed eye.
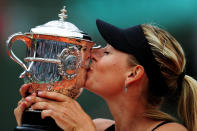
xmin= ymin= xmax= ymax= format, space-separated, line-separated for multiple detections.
xmin=104 ymin=51 xmax=110 ymax=54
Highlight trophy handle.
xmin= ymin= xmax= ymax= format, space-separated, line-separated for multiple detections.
xmin=7 ymin=32 xmax=32 ymax=73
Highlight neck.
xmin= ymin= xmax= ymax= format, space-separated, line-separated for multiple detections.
xmin=104 ymin=89 xmax=154 ymax=131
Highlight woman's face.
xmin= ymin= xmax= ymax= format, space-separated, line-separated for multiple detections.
xmin=85 ymin=44 xmax=132 ymax=97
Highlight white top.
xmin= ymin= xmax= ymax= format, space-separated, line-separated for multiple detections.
xmin=31 ymin=20 xmax=84 ymax=38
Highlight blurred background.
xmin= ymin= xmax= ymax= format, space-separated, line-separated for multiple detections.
xmin=0 ymin=0 xmax=197 ymax=130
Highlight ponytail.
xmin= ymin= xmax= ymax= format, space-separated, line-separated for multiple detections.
xmin=178 ymin=75 xmax=197 ymax=131
xmin=141 ymin=24 xmax=197 ymax=131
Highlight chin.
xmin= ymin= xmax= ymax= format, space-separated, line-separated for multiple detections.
xmin=84 ymin=78 xmax=94 ymax=91
xmin=84 ymin=80 xmax=90 ymax=89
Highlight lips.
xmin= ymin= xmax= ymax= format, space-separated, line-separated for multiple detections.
xmin=85 ymin=65 xmax=92 ymax=83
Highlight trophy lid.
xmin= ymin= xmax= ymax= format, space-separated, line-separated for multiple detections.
xmin=30 ymin=6 xmax=91 ymax=40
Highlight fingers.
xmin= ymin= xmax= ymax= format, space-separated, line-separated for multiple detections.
xmin=14 ymin=93 xmax=50 ymax=126
xmin=37 ymin=91 xmax=71 ymax=102
xmin=17 ymin=98 xmax=24 ymax=106
xmin=25 ymin=94 xmax=57 ymax=111
xmin=41 ymin=109 xmax=53 ymax=119
xmin=40 ymin=110 xmax=75 ymax=131
xmin=20 ymin=84 xmax=72 ymax=102
xmin=40 ymin=108 xmax=95 ymax=131
xmin=31 ymin=101 xmax=58 ymax=111
xmin=20 ymin=83 xmax=32 ymax=97
xmin=14 ymin=101 xmax=27 ymax=126
xmin=25 ymin=94 xmax=50 ymax=106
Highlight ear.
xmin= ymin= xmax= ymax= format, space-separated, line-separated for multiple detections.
xmin=125 ymin=65 xmax=145 ymax=87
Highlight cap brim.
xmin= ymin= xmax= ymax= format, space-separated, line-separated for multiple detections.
xmin=96 ymin=19 xmax=129 ymax=53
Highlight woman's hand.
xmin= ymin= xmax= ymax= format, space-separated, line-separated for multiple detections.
xmin=22 ymin=91 xmax=96 ymax=131
xmin=14 ymin=83 xmax=35 ymax=126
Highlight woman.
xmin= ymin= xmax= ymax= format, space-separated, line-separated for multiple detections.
xmin=14 ymin=19 xmax=197 ymax=131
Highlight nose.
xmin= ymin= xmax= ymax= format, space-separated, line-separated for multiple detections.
xmin=91 ymin=48 xmax=99 ymax=62
xmin=91 ymin=45 xmax=102 ymax=61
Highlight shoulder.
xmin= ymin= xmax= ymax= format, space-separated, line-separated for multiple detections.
xmin=93 ymin=118 xmax=115 ymax=131
xmin=156 ymin=122 xmax=188 ymax=131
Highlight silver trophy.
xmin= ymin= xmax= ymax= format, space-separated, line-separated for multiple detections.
xmin=7 ymin=6 xmax=95 ymax=131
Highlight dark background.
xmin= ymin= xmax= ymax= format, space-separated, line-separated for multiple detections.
xmin=0 ymin=0 xmax=197 ymax=130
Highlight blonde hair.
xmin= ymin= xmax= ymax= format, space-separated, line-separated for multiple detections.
xmin=138 ymin=24 xmax=197 ymax=131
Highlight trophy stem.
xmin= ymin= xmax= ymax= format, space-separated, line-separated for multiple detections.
xmin=14 ymin=109 xmax=62 ymax=131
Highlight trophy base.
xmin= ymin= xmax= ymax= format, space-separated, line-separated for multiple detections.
xmin=14 ymin=109 xmax=62 ymax=131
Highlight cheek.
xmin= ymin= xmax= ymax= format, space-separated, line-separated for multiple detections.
xmin=86 ymin=60 xmax=126 ymax=96
xmin=100 ymin=63 xmax=125 ymax=86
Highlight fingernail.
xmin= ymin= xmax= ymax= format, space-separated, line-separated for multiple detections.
xmin=21 ymin=102 xmax=26 ymax=108
xmin=38 ymin=91 xmax=43 ymax=96
xmin=32 ymin=93 xmax=36 ymax=96
xmin=25 ymin=96 xmax=31 ymax=101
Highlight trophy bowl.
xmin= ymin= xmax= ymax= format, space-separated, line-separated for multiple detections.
xmin=7 ymin=6 xmax=95 ymax=131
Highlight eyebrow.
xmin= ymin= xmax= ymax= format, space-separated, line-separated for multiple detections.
xmin=107 ymin=46 xmax=114 ymax=51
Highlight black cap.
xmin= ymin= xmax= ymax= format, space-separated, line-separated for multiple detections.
xmin=96 ymin=19 xmax=168 ymax=97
